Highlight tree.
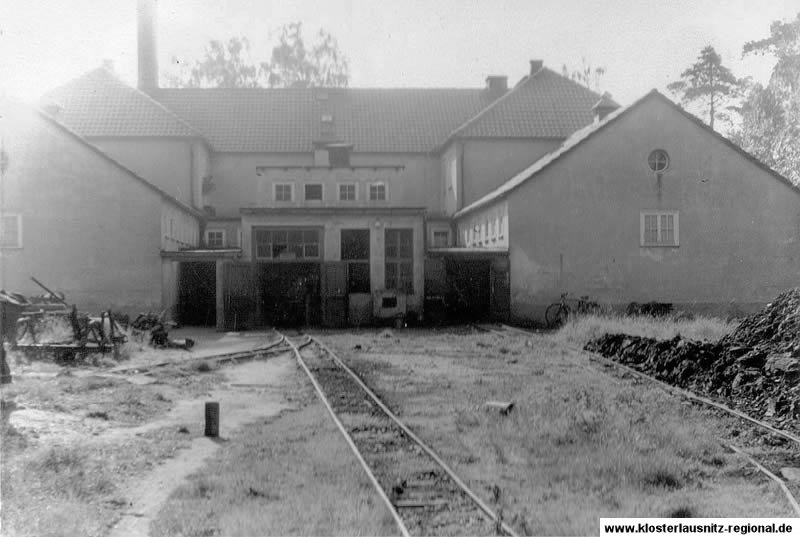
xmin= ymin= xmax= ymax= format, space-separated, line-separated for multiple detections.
xmin=169 ymin=37 xmax=261 ymax=88
xmin=562 ymin=58 xmax=606 ymax=92
xmin=261 ymin=23 xmax=349 ymax=88
xmin=163 ymin=23 xmax=349 ymax=89
xmin=733 ymin=13 xmax=800 ymax=184
xmin=667 ymin=46 xmax=744 ymax=131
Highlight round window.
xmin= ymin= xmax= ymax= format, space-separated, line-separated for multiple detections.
xmin=648 ymin=150 xmax=669 ymax=172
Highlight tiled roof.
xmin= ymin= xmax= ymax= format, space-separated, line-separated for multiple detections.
xmin=39 ymin=68 xmax=200 ymax=138
xmin=151 ymin=88 xmax=495 ymax=153
xmin=447 ymin=68 xmax=608 ymax=141
xmin=41 ymin=65 xmax=609 ymax=153
xmin=455 ymin=90 xmax=800 ymax=219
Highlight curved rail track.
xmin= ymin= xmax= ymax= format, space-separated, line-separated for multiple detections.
xmin=281 ymin=331 xmax=518 ymax=537
xmin=474 ymin=322 xmax=800 ymax=516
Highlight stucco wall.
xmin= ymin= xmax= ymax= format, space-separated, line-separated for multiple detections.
xmin=461 ymin=138 xmax=561 ymax=207
xmin=209 ymin=153 xmax=439 ymax=217
xmin=503 ymin=97 xmax=800 ymax=321
xmin=0 ymin=105 xmax=191 ymax=314
xmin=441 ymin=143 xmax=461 ymax=216
xmin=91 ymin=137 xmax=195 ymax=206
xmin=240 ymin=213 xmax=425 ymax=315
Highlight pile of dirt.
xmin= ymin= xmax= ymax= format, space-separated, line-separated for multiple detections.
xmin=585 ymin=289 xmax=800 ymax=426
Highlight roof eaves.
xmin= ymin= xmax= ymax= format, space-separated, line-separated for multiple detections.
xmin=35 ymin=106 xmax=203 ymax=219
xmin=454 ymin=90 xmax=653 ymax=219
xmin=455 ymin=89 xmax=800 ymax=219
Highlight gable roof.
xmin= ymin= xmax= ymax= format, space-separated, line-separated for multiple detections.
xmin=455 ymin=90 xmax=800 ymax=219
xmin=39 ymin=68 xmax=201 ymax=138
xmin=152 ymin=87 xmax=495 ymax=153
xmin=441 ymin=68 xmax=608 ymax=146
xmin=1 ymin=98 xmax=201 ymax=219
xmin=42 ymin=63 xmax=608 ymax=154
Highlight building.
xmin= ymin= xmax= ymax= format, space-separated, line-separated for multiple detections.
xmin=0 ymin=99 xmax=201 ymax=314
xmin=5 ymin=3 xmax=796 ymax=327
xmin=455 ymin=90 xmax=800 ymax=321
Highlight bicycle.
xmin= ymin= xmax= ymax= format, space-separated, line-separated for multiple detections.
xmin=545 ymin=293 xmax=602 ymax=328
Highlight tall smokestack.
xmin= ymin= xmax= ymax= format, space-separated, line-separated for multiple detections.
xmin=137 ymin=0 xmax=158 ymax=91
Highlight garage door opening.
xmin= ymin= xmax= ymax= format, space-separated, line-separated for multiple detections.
xmin=445 ymin=258 xmax=491 ymax=322
xmin=178 ymin=261 xmax=217 ymax=326
xmin=259 ymin=263 xmax=321 ymax=327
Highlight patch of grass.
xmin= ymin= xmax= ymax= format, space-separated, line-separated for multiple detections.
xmin=3 ymin=427 xmax=191 ymax=537
xmin=316 ymin=328 xmax=792 ymax=535
xmin=150 ymin=401 xmax=400 ymax=537
xmin=551 ymin=313 xmax=736 ymax=348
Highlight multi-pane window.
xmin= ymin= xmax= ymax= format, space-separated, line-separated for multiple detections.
xmin=0 ymin=214 xmax=21 ymax=248
xmin=274 ymin=183 xmax=293 ymax=202
xmin=432 ymin=230 xmax=449 ymax=248
xmin=369 ymin=183 xmax=387 ymax=201
xmin=205 ymin=230 xmax=225 ymax=248
xmin=640 ymin=211 xmax=679 ymax=247
xmin=385 ymin=228 xmax=413 ymax=294
xmin=254 ymin=228 xmax=320 ymax=259
xmin=341 ymin=229 xmax=370 ymax=293
xmin=304 ymin=184 xmax=323 ymax=201
xmin=339 ymin=184 xmax=356 ymax=201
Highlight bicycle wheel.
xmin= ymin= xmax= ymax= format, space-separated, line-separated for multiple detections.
xmin=545 ymin=304 xmax=569 ymax=328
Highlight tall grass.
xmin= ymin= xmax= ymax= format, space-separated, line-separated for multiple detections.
xmin=551 ymin=313 xmax=737 ymax=347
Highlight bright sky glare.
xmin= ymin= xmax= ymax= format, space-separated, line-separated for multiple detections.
xmin=2 ymin=0 xmax=799 ymax=105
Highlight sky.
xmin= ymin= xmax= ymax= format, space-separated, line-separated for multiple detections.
xmin=2 ymin=0 xmax=799 ymax=106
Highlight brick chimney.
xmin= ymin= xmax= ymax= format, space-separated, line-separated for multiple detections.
xmin=529 ymin=59 xmax=543 ymax=74
xmin=485 ymin=76 xmax=508 ymax=99
xmin=137 ymin=0 xmax=158 ymax=91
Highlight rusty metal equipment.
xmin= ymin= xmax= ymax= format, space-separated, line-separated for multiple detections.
xmin=9 ymin=277 xmax=127 ymax=361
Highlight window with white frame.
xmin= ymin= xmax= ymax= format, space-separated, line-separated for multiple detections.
xmin=304 ymin=184 xmax=323 ymax=201
xmin=432 ymin=229 xmax=450 ymax=248
xmin=640 ymin=211 xmax=679 ymax=247
xmin=369 ymin=183 xmax=386 ymax=201
xmin=0 ymin=214 xmax=22 ymax=248
xmin=385 ymin=228 xmax=413 ymax=293
xmin=339 ymin=183 xmax=357 ymax=201
xmin=274 ymin=183 xmax=293 ymax=202
xmin=205 ymin=229 xmax=225 ymax=248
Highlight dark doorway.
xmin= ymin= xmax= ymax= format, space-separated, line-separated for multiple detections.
xmin=258 ymin=263 xmax=321 ymax=326
xmin=444 ymin=258 xmax=491 ymax=322
xmin=178 ymin=262 xmax=216 ymax=326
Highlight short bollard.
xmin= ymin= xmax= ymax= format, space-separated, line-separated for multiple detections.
xmin=204 ymin=401 xmax=219 ymax=437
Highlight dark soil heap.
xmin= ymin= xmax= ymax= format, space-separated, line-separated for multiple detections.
xmin=585 ymin=289 xmax=800 ymax=427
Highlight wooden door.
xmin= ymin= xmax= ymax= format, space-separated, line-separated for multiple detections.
xmin=222 ymin=262 xmax=255 ymax=330
xmin=490 ymin=257 xmax=510 ymax=322
xmin=321 ymin=262 xmax=348 ymax=327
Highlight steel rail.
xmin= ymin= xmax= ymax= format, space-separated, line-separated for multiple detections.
xmin=111 ymin=333 xmax=286 ymax=374
xmin=726 ymin=443 xmax=800 ymax=516
xmin=283 ymin=334 xmax=411 ymax=537
xmin=487 ymin=323 xmax=800 ymax=447
xmin=309 ymin=335 xmax=520 ymax=537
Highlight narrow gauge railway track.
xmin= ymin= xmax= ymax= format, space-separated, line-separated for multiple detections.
xmin=282 ymin=332 xmax=518 ymax=537
xmin=475 ymin=322 xmax=800 ymax=515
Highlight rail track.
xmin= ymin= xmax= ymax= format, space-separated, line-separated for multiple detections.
xmin=281 ymin=331 xmax=518 ymax=537
xmin=474 ymin=322 xmax=800 ymax=516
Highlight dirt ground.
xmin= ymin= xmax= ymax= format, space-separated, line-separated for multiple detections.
xmin=1 ymin=329 xmax=298 ymax=537
xmin=3 ymin=325 xmax=797 ymax=536
xmin=314 ymin=327 xmax=799 ymax=535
